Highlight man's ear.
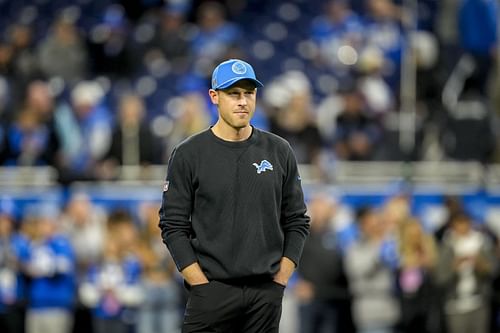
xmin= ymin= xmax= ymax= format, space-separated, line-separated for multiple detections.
xmin=208 ymin=89 xmax=218 ymax=105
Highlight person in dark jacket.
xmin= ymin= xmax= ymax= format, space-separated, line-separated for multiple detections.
xmin=100 ymin=93 xmax=158 ymax=180
xmin=158 ymin=58 xmax=310 ymax=332
xmin=295 ymin=193 xmax=353 ymax=333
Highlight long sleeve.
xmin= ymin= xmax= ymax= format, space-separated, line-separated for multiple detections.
xmin=158 ymin=147 xmax=197 ymax=271
xmin=280 ymin=145 xmax=310 ymax=266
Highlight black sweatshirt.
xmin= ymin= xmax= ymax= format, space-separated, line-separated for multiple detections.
xmin=159 ymin=127 xmax=310 ymax=281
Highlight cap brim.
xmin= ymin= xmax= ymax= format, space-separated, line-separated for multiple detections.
xmin=215 ymin=77 xmax=264 ymax=90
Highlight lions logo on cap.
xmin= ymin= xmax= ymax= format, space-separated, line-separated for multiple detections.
xmin=231 ymin=61 xmax=247 ymax=75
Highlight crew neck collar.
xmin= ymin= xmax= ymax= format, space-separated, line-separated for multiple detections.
xmin=208 ymin=126 xmax=258 ymax=148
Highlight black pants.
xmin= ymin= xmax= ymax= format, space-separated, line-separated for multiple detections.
xmin=182 ymin=279 xmax=284 ymax=333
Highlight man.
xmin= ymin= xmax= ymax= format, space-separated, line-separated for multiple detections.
xmin=159 ymin=58 xmax=310 ymax=332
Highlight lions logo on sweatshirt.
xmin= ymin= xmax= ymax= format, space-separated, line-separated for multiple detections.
xmin=253 ymin=160 xmax=273 ymax=174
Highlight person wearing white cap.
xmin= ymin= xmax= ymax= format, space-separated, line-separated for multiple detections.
xmin=159 ymin=58 xmax=310 ymax=332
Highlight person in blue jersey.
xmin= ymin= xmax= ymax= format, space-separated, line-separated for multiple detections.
xmin=310 ymin=0 xmax=364 ymax=71
xmin=361 ymin=0 xmax=406 ymax=90
xmin=159 ymin=58 xmax=310 ymax=332
xmin=0 ymin=197 xmax=30 ymax=333
xmin=79 ymin=211 xmax=144 ymax=333
xmin=23 ymin=203 xmax=76 ymax=333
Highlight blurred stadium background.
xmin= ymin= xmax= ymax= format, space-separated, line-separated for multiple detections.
xmin=0 ymin=0 xmax=499 ymax=332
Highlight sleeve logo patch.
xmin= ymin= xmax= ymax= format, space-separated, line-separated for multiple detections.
xmin=163 ymin=181 xmax=170 ymax=192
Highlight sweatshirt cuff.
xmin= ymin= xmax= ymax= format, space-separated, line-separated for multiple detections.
xmin=167 ymin=238 xmax=198 ymax=272
xmin=283 ymin=231 xmax=306 ymax=267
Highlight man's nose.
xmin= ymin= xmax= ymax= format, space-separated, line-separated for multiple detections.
xmin=238 ymin=94 xmax=247 ymax=105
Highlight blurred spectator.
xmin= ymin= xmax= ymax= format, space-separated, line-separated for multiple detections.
xmin=101 ymin=93 xmax=158 ymax=179
xmin=0 ymin=196 xmax=29 ymax=333
xmin=265 ymin=71 xmax=323 ymax=164
xmin=0 ymin=39 xmax=14 ymax=78
xmin=190 ymin=1 xmax=242 ymax=71
xmin=381 ymin=194 xmax=411 ymax=236
xmin=362 ymin=0 xmax=406 ymax=89
xmin=5 ymin=23 xmax=40 ymax=103
xmin=60 ymin=192 xmax=107 ymax=278
xmin=328 ymin=83 xmax=382 ymax=161
xmin=163 ymin=88 xmax=211 ymax=160
xmin=137 ymin=203 xmax=182 ymax=333
xmin=457 ymin=0 xmax=497 ymax=95
xmin=136 ymin=199 xmax=182 ymax=313
xmin=2 ymin=108 xmax=53 ymax=166
xmin=136 ymin=236 xmax=181 ymax=333
xmin=435 ymin=195 xmax=467 ymax=243
xmin=356 ymin=46 xmax=396 ymax=117
xmin=24 ymin=80 xmax=62 ymax=162
xmin=87 ymin=4 xmax=138 ymax=79
xmin=79 ymin=209 xmax=143 ymax=333
xmin=79 ymin=237 xmax=143 ymax=333
xmin=397 ymin=218 xmax=438 ymax=333
xmin=54 ymin=80 xmax=112 ymax=182
xmin=135 ymin=202 xmax=183 ymax=333
xmin=23 ymin=203 xmax=76 ymax=333
xmin=37 ymin=11 xmax=88 ymax=85
xmin=295 ymin=193 xmax=353 ymax=333
xmin=59 ymin=191 xmax=107 ymax=333
xmin=345 ymin=206 xmax=400 ymax=333
xmin=2 ymin=80 xmax=62 ymax=167
xmin=435 ymin=212 xmax=496 ymax=333
xmin=7 ymin=23 xmax=37 ymax=77
xmin=137 ymin=201 xmax=170 ymax=260
xmin=144 ymin=3 xmax=193 ymax=74
xmin=378 ymin=195 xmax=411 ymax=278
xmin=309 ymin=0 xmax=364 ymax=75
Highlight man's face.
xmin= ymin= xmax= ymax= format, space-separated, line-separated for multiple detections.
xmin=209 ymin=80 xmax=257 ymax=130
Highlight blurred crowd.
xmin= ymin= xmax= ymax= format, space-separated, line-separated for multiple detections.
xmin=0 ymin=0 xmax=500 ymax=332
xmin=1 ymin=190 xmax=500 ymax=333
xmin=0 ymin=0 xmax=498 ymax=184
xmin=291 ymin=192 xmax=500 ymax=333
xmin=0 ymin=193 xmax=183 ymax=333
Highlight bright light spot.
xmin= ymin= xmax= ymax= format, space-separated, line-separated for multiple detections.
xmin=337 ymin=45 xmax=358 ymax=66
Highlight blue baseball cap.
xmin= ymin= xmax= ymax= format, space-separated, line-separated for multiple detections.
xmin=211 ymin=59 xmax=263 ymax=90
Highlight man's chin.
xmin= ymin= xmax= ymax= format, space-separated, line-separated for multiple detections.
xmin=232 ymin=121 xmax=250 ymax=129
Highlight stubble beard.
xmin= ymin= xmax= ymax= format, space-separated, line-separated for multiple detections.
xmin=222 ymin=110 xmax=252 ymax=130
